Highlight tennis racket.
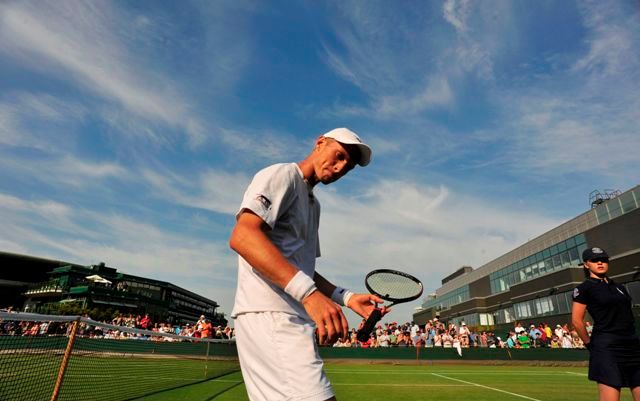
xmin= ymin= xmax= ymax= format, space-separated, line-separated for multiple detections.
xmin=356 ymin=269 xmax=423 ymax=342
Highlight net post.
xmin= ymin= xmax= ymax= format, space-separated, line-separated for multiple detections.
xmin=50 ymin=317 xmax=80 ymax=401
xmin=205 ymin=341 xmax=210 ymax=379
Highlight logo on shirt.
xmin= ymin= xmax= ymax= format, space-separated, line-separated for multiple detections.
xmin=573 ymin=288 xmax=580 ymax=299
xmin=255 ymin=194 xmax=271 ymax=209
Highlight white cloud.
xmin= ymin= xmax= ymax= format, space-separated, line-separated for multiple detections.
xmin=0 ymin=92 xmax=86 ymax=149
xmin=494 ymin=0 xmax=640 ymax=181
xmin=320 ymin=1 xmax=501 ymax=120
xmin=320 ymin=3 xmax=453 ymax=117
xmin=443 ymin=0 xmax=472 ymax=33
xmin=573 ymin=0 xmax=639 ymax=77
xmin=512 ymin=104 xmax=639 ymax=176
xmin=314 ymin=180 xmax=560 ymax=326
xmin=374 ymin=77 xmax=454 ymax=117
xmin=0 ymin=1 xmax=206 ymax=146
xmin=142 ymin=167 xmax=250 ymax=215
xmin=218 ymin=127 xmax=308 ymax=163
xmin=0 ymin=152 xmax=130 ymax=190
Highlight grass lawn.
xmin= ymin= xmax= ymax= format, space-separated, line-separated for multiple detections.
xmin=135 ymin=362 xmax=637 ymax=401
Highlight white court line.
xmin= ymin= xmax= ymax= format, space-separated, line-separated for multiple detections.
xmin=431 ymin=373 xmax=543 ymax=401
xmin=324 ymin=369 xmax=569 ymax=376
xmin=332 ymin=383 xmax=471 ymax=387
xmin=209 ymin=379 xmax=470 ymax=387
xmin=564 ymin=371 xmax=588 ymax=376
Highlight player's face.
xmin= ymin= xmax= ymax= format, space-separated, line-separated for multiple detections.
xmin=584 ymin=258 xmax=609 ymax=278
xmin=315 ymin=138 xmax=356 ymax=184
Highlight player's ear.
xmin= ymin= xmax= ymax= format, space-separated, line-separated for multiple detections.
xmin=315 ymin=135 xmax=328 ymax=149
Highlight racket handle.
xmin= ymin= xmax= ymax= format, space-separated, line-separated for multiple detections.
xmin=357 ymin=308 xmax=382 ymax=342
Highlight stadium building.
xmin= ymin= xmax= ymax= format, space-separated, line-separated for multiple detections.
xmin=413 ymin=185 xmax=640 ymax=331
xmin=0 ymin=253 xmax=225 ymax=325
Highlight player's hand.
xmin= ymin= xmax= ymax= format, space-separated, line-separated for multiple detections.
xmin=302 ymin=290 xmax=349 ymax=345
xmin=346 ymin=293 xmax=390 ymax=320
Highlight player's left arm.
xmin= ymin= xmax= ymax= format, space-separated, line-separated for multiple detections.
xmin=313 ymin=272 xmax=385 ymax=319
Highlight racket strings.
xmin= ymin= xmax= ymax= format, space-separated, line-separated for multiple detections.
xmin=366 ymin=272 xmax=422 ymax=299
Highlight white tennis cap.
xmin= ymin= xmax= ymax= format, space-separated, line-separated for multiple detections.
xmin=322 ymin=127 xmax=372 ymax=167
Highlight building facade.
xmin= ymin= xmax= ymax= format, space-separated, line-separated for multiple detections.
xmin=413 ymin=185 xmax=640 ymax=331
xmin=1 ymin=254 xmax=225 ymax=325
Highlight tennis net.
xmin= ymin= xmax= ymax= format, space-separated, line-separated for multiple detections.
xmin=0 ymin=312 xmax=240 ymax=401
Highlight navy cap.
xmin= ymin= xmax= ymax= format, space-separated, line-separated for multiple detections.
xmin=582 ymin=247 xmax=609 ymax=262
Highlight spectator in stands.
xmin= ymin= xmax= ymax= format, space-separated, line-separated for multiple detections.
xmin=571 ymin=330 xmax=584 ymax=349
xmin=506 ymin=331 xmax=517 ymax=348
xmin=222 ymin=325 xmax=233 ymax=339
xmin=447 ymin=323 xmax=457 ymax=337
xmin=368 ymin=333 xmax=380 ymax=348
xmin=537 ymin=324 xmax=549 ymax=347
xmin=125 ymin=314 xmax=135 ymax=328
xmin=139 ymin=313 xmax=152 ymax=330
xmin=397 ymin=331 xmax=410 ymax=346
xmin=514 ymin=322 xmax=525 ymax=335
xmin=346 ymin=329 xmax=356 ymax=347
xmin=378 ymin=330 xmax=391 ymax=347
xmin=468 ymin=330 xmax=477 ymax=347
xmin=433 ymin=330 xmax=443 ymax=347
xmin=38 ymin=321 xmax=49 ymax=335
xmin=561 ymin=332 xmax=573 ymax=348
xmin=529 ymin=324 xmax=542 ymax=347
xmin=200 ymin=319 xmax=213 ymax=339
xmin=554 ymin=324 xmax=565 ymax=340
xmin=112 ymin=314 xmax=124 ymax=326
xmin=452 ymin=334 xmax=461 ymax=352
xmin=543 ymin=323 xmax=552 ymax=340
xmin=410 ymin=322 xmax=420 ymax=346
xmin=442 ymin=331 xmax=453 ymax=348
xmin=480 ymin=331 xmax=488 ymax=347
xmin=517 ymin=331 xmax=531 ymax=348
xmin=387 ymin=328 xmax=396 ymax=345
xmin=459 ymin=322 xmax=470 ymax=347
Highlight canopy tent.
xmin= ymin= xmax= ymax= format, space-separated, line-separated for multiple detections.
xmin=85 ymin=274 xmax=112 ymax=284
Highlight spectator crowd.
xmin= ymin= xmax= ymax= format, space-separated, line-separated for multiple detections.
xmin=1 ymin=305 xmax=591 ymax=350
xmin=331 ymin=318 xmax=591 ymax=350
xmin=0 ymin=309 xmax=234 ymax=342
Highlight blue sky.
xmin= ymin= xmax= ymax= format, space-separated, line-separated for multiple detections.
xmin=1 ymin=0 xmax=638 ymax=327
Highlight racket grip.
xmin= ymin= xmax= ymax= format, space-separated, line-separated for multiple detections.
xmin=357 ymin=308 xmax=382 ymax=342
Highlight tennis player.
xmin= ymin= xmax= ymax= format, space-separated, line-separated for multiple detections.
xmin=572 ymin=247 xmax=640 ymax=401
xmin=229 ymin=128 xmax=386 ymax=401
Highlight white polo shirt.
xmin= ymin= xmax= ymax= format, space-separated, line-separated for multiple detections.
xmin=231 ymin=163 xmax=321 ymax=318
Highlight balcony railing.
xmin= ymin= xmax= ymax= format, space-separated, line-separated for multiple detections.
xmin=24 ymin=282 xmax=63 ymax=296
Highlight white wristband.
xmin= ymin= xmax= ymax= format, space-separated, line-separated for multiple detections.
xmin=331 ymin=286 xmax=354 ymax=307
xmin=284 ymin=271 xmax=317 ymax=302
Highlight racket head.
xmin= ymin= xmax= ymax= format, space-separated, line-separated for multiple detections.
xmin=364 ymin=268 xmax=423 ymax=303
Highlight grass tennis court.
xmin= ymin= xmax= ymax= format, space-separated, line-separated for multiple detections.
xmin=0 ymin=321 xmax=621 ymax=401
xmin=0 ymin=353 xmax=240 ymax=401
xmin=134 ymin=362 xmax=636 ymax=401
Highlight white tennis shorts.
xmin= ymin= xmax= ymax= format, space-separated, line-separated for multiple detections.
xmin=234 ymin=311 xmax=335 ymax=401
